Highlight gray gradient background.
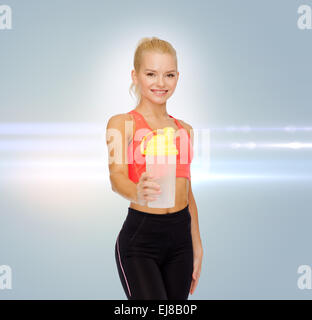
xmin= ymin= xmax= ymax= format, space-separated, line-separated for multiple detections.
xmin=1 ymin=0 xmax=312 ymax=299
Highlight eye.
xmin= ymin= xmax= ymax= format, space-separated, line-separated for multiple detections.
xmin=167 ymin=73 xmax=175 ymax=78
xmin=147 ymin=73 xmax=154 ymax=77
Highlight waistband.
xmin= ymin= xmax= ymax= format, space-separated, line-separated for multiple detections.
xmin=128 ymin=204 xmax=189 ymax=221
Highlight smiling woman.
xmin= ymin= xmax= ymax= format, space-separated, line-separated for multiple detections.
xmin=128 ymin=38 xmax=179 ymax=105
xmin=106 ymin=36 xmax=203 ymax=300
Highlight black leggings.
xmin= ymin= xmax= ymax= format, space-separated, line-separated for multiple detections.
xmin=115 ymin=204 xmax=193 ymax=300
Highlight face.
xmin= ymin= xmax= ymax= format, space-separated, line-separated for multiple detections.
xmin=131 ymin=51 xmax=179 ymax=104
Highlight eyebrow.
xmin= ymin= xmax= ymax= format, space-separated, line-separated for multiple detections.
xmin=144 ymin=69 xmax=177 ymax=73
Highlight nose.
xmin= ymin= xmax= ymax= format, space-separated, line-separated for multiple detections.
xmin=156 ymin=75 xmax=165 ymax=87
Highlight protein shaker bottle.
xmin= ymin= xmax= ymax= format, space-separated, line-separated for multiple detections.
xmin=140 ymin=127 xmax=178 ymax=208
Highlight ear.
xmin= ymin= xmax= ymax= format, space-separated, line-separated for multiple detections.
xmin=131 ymin=69 xmax=138 ymax=85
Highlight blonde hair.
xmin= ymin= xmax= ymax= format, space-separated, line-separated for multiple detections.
xmin=129 ymin=37 xmax=178 ymax=105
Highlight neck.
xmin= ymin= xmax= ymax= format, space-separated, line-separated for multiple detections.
xmin=136 ymin=99 xmax=169 ymax=120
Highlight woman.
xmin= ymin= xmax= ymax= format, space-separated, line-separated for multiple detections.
xmin=106 ymin=37 xmax=203 ymax=300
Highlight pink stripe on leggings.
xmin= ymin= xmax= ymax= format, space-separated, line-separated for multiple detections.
xmin=117 ymin=233 xmax=132 ymax=297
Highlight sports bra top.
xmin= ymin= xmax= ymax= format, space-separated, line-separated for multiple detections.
xmin=127 ymin=109 xmax=193 ymax=183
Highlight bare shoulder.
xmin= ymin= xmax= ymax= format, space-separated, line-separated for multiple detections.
xmin=106 ymin=113 xmax=132 ymax=127
xmin=106 ymin=113 xmax=134 ymax=143
xmin=177 ymin=119 xmax=194 ymax=146
xmin=177 ymin=119 xmax=193 ymax=135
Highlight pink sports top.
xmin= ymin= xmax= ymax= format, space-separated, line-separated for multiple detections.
xmin=127 ymin=109 xmax=193 ymax=183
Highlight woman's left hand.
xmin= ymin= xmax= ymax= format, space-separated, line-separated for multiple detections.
xmin=190 ymin=249 xmax=203 ymax=295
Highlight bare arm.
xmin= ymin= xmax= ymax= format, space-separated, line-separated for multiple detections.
xmin=106 ymin=113 xmax=138 ymax=203
xmin=189 ymin=180 xmax=203 ymax=255
xmin=183 ymin=121 xmax=203 ymax=295
xmin=179 ymin=119 xmax=203 ymax=255
xmin=106 ymin=114 xmax=160 ymax=205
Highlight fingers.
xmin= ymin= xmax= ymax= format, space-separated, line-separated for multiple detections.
xmin=141 ymin=188 xmax=161 ymax=201
xmin=138 ymin=172 xmax=161 ymax=202
xmin=193 ymin=278 xmax=199 ymax=293
xmin=190 ymin=278 xmax=199 ymax=295
xmin=190 ymin=269 xmax=200 ymax=295
xmin=141 ymin=171 xmax=155 ymax=181
xmin=145 ymin=195 xmax=158 ymax=201
xmin=190 ymin=279 xmax=195 ymax=295
xmin=143 ymin=180 xmax=161 ymax=191
xmin=140 ymin=172 xmax=161 ymax=193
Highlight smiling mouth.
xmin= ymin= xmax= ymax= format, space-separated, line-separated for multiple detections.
xmin=151 ymin=89 xmax=168 ymax=95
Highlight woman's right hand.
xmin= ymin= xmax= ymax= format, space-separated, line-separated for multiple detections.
xmin=136 ymin=172 xmax=162 ymax=206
